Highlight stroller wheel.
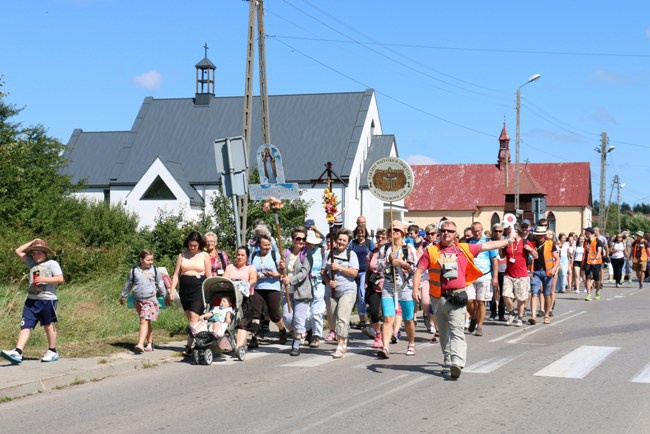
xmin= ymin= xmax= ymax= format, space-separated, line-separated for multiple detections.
xmin=192 ymin=349 xmax=200 ymax=365
xmin=202 ymin=349 xmax=213 ymax=365
xmin=236 ymin=345 xmax=246 ymax=362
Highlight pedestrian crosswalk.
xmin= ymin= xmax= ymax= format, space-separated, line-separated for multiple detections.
xmin=533 ymin=346 xmax=619 ymax=379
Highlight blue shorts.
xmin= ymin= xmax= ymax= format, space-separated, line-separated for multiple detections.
xmin=531 ymin=271 xmax=553 ymax=296
xmin=21 ymin=299 xmax=58 ymax=329
xmin=381 ymin=298 xmax=415 ymax=321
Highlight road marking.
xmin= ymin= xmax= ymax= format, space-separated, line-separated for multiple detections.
xmin=293 ymin=374 xmax=425 ymax=433
xmin=534 ymin=345 xmax=619 ymax=379
xmin=628 ymin=288 xmax=646 ymax=296
xmin=505 ymin=311 xmax=587 ymax=344
xmin=614 ymin=295 xmax=624 ymax=298
xmin=281 ymin=354 xmax=341 ymax=367
xmin=489 ymin=310 xmax=576 ymax=343
xmin=630 ymin=362 xmax=650 ymax=383
xmin=464 ymin=354 xmax=523 ymax=374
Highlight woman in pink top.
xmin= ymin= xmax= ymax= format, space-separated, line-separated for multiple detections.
xmin=225 ymin=246 xmax=257 ymax=352
xmin=170 ymin=231 xmax=212 ymax=356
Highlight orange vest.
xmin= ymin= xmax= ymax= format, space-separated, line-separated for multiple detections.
xmin=584 ymin=239 xmax=602 ymax=265
xmin=541 ymin=240 xmax=555 ymax=277
xmin=633 ymin=242 xmax=648 ymax=262
xmin=427 ymin=242 xmax=483 ymax=298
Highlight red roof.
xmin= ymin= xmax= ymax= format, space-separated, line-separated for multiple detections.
xmin=406 ymin=162 xmax=591 ymax=211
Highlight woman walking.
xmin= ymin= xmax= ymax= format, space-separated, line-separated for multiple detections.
xmin=224 ymin=246 xmax=257 ymax=353
xmin=363 ymin=228 xmax=388 ymax=348
xmin=610 ymin=234 xmax=627 ymax=287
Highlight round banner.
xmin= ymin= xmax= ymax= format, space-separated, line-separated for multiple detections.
xmin=367 ymin=157 xmax=414 ymax=202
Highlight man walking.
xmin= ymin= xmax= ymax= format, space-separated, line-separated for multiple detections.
xmin=631 ymin=231 xmax=650 ymax=288
xmin=583 ymin=227 xmax=604 ymax=300
xmin=466 ymin=222 xmax=498 ymax=336
xmin=412 ymin=220 xmax=511 ymax=380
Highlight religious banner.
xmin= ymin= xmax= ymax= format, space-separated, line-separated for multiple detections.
xmin=367 ymin=157 xmax=414 ymax=202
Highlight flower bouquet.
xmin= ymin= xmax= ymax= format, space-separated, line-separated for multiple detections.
xmin=322 ymin=188 xmax=340 ymax=224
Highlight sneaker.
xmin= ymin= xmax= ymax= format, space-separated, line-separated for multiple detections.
xmin=594 ymin=293 xmax=601 ymax=300
xmin=41 ymin=350 xmax=60 ymax=363
xmin=248 ymin=336 xmax=259 ymax=350
xmin=585 ymin=294 xmax=592 ymax=301
xmin=325 ymin=330 xmax=336 ymax=342
xmin=377 ymin=347 xmax=389 ymax=359
xmin=450 ymin=364 xmax=462 ymax=379
xmin=372 ymin=335 xmax=383 ymax=348
xmin=309 ymin=336 xmax=321 ymax=348
xmin=361 ymin=326 xmax=377 ymax=339
xmin=390 ymin=332 xmax=400 ymax=344
xmin=474 ymin=327 xmax=483 ymax=336
xmin=426 ymin=323 xmax=436 ymax=334
xmin=506 ymin=314 xmax=516 ymax=326
xmin=515 ymin=318 xmax=523 ymax=327
xmin=468 ymin=319 xmax=477 ymax=333
xmin=1 ymin=349 xmax=23 ymax=364
xmin=488 ymin=314 xmax=496 ymax=321
xmin=289 ymin=347 xmax=300 ymax=357
xmin=537 ymin=310 xmax=544 ymax=318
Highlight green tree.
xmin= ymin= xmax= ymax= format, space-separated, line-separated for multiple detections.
xmin=0 ymin=79 xmax=79 ymax=232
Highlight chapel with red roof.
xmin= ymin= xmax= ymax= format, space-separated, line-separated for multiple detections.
xmin=404 ymin=123 xmax=593 ymax=235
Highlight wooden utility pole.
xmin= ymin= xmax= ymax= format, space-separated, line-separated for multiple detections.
xmin=239 ymin=0 xmax=271 ymax=241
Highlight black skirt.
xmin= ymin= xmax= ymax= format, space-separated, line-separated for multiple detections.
xmin=179 ymin=275 xmax=205 ymax=314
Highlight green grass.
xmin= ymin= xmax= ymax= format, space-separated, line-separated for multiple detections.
xmin=0 ymin=274 xmax=187 ymax=359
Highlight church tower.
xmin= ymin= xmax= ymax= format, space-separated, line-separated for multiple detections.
xmin=195 ymin=43 xmax=216 ymax=106
xmin=497 ymin=121 xmax=511 ymax=170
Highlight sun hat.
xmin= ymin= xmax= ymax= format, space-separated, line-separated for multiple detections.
xmin=387 ymin=220 xmax=406 ymax=234
xmin=306 ymin=230 xmax=322 ymax=245
xmin=24 ymin=239 xmax=55 ymax=256
xmin=636 ymin=230 xmax=644 ymax=237
xmin=533 ymin=227 xmax=548 ymax=236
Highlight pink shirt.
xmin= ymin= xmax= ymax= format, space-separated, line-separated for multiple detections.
xmin=417 ymin=243 xmax=482 ymax=290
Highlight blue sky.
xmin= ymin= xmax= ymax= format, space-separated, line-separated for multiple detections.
xmin=2 ymin=0 xmax=649 ymax=206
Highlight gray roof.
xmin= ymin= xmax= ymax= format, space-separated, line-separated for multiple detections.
xmin=360 ymin=134 xmax=397 ymax=188
xmin=63 ymin=89 xmax=377 ymax=187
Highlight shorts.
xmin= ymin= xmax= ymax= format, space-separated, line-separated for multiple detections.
xmin=237 ymin=296 xmax=254 ymax=331
xmin=584 ymin=264 xmax=602 ymax=281
xmin=253 ymin=289 xmax=282 ymax=323
xmin=381 ymin=297 xmax=415 ymax=321
xmin=21 ymin=299 xmax=58 ymax=329
xmin=135 ymin=298 xmax=160 ymax=321
xmin=179 ymin=275 xmax=206 ymax=314
xmin=632 ymin=261 xmax=647 ymax=273
xmin=531 ymin=270 xmax=553 ymax=296
xmin=502 ymin=276 xmax=530 ymax=302
xmin=466 ymin=279 xmax=493 ymax=302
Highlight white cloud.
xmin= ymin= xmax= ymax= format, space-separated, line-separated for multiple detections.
xmin=591 ymin=68 xmax=628 ymax=84
xmin=590 ymin=108 xmax=617 ymax=125
xmin=404 ymin=154 xmax=437 ymax=165
xmin=133 ymin=70 xmax=163 ymax=90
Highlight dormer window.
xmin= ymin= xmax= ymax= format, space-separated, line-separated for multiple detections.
xmin=141 ymin=176 xmax=176 ymax=200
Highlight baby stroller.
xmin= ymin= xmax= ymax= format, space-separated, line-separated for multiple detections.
xmin=191 ymin=276 xmax=246 ymax=365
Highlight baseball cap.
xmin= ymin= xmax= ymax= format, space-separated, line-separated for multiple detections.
xmin=304 ymin=219 xmax=315 ymax=228
xmin=584 ymin=227 xmax=595 ymax=234
xmin=521 ymin=219 xmax=531 ymax=226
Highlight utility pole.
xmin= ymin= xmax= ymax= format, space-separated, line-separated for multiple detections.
xmin=514 ymin=74 xmax=541 ymax=216
xmin=595 ymin=132 xmax=614 ymax=227
xmin=604 ymin=176 xmax=615 ymax=234
xmin=239 ymin=0 xmax=271 ymax=241
xmin=614 ymin=175 xmax=622 ymax=234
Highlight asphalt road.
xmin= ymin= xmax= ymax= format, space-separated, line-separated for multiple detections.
xmin=2 ymin=283 xmax=649 ymax=434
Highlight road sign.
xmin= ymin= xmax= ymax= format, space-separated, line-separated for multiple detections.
xmin=503 ymin=213 xmax=517 ymax=228
xmin=367 ymin=157 xmax=414 ymax=202
xmin=214 ymin=136 xmax=248 ymax=174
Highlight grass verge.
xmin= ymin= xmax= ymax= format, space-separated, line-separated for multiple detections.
xmin=0 ymin=274 xmax=187 ymax=359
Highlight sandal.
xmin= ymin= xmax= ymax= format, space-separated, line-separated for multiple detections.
xmin=543 ymin=316 xmax=551 ymax=324
xmin=144 ymin=343 xmax=153 ymax=352
xmin=377 ymin=347 xmax=390 ymax=359
xmin=332 ymin=345 xmax=345 ymax=359
xmin=406 ymin=344 xmax=416 ymax=356
xmin=325 ymin=330 xmax=336 ymax=342
xmin=182 ymin=346 xmax=193 ymax=357
xmin=431 ymin=332 xmax=439 ymax=344
xmin=133 ymin=344 xmax=145 ymax=354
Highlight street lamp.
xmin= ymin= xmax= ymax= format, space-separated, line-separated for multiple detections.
xmin=515 ymin=73 xmax=542 ymax=216
xmin=595 ymin=133 xmax=614 ymax=225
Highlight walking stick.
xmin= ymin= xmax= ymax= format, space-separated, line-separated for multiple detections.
xmin=274 ymin=211 xmax=291 ymax=313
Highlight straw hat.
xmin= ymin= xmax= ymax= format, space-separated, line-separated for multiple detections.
xmin=24 ymin=239 xmax=55 ymax=256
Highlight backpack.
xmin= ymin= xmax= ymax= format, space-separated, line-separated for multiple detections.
xmin=251 ymin=249 xmax=278 ymax=266
xmin=129 ymin=266 xmax=165 ymax=295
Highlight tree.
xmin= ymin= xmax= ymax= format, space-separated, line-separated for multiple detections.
xmin=0 ymin=78 xmax=80 ymax=232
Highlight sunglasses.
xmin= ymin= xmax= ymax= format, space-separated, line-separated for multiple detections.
xmin=294 ymin=237 xmax=306 ymax=242
xmin=426 ymin=232 xmax=437 ymax=236
xmin=440 ymin=229 xmax=456 ymax=234
xmin=494 ymin=230 xmax=503 ymax=233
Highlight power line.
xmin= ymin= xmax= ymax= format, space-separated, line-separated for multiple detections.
xmin=270 ymin=34 xmax=650 ymax=58
xmin=269 ymin=37 xmax=494 ymax=138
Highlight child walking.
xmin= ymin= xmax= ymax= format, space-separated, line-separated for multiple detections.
xmin=2 ymin=239 xmax=64 ymax=364
xmin=120 ymin=250 xmax=166 ymax=353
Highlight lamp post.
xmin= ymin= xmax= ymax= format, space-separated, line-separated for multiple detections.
xmin=595 ymin=132 xmax=614 ymax=227
xmin=514 ymin=74 xmax=541 ymax=216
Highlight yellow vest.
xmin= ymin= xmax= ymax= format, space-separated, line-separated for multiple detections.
xmin=427 ymin=242 xmax=483 ymax=298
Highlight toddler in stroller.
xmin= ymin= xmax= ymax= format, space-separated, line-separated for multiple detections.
xmin=190 ymin=276 xmax=246 ymax=365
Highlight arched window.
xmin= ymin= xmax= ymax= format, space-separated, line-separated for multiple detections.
xmin=490 ymin=212 xmax=501 ymax=229
xmin=547 ymin=211 xmax=556 ymax=232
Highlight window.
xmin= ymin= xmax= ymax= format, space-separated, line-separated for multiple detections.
xmin=141 ymin=176 xmax=176 ymax=200
xmin=547 ymin=211 xmax=556 ymax=232
xmin=490 ymin=212 xmax=501 ymax=229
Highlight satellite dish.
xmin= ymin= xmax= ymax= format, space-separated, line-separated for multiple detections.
xmin=503 ymin=213 xmax=517 ymax=228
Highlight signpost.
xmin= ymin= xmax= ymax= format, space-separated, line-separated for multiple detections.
xmin=367 ymin=157 xmax=414 ymax=307
xmin=214 ymin=136 xmax=249 ymax=246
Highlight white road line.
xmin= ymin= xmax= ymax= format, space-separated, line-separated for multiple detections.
xmin=628 ymin=288 xmax=647 ymax=296
xmin=505 ymin=311 xmax=587 ymax=344
xmin=630 ymin=362 xmax=650 ymax=383
xmin=281 ymin=354 xmax=340 ymax=367
xmin=464 ymin=354 xmax=523 ymax=374
xmin=489 ymin=310 xmax=576 ymax=343
xmin=534 ymin=345 xmax=619 ymax=379
xmin=614 ymin=295 xmax=624 ymax=298
xmin=293 ymin=375 xmax=426 ymax=434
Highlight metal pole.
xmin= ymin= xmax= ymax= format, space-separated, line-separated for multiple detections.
xmin=599 ymin=132 xmax=607 ymax=223
xmin=515 ymin=87 xmax=521 ymax=215
xmin=616 ymin=175 xmax=622 ymax=234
